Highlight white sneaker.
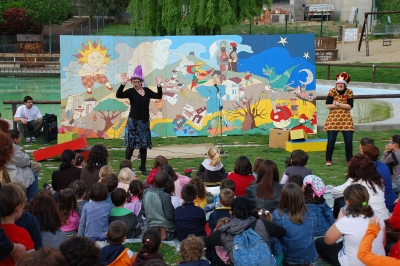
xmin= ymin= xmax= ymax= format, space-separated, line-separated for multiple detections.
xmin=30 ymin=136 xmax=36 ymax=141
xmin=25 ymin=137 xmax=31 ymax=143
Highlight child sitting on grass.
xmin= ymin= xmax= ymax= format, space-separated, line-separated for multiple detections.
xmin=100 ymin=221 xmax=136 ymax=266
xmin=56 ymin=188 xmax=80 ymax=237
xmin=280 ymin=150 xmax=312 ymax=184
xmin=175 ymin=184 xmax=206 ymax=241
xmin=109 ymin=188 xmax=140 ymax=238
xmin=0 ymin=183 xmax=34 ymax=266
xmin=144 ymin=155 xmax=168 ymax=188
xmin=68 ymin=180 xmax=88 ymax=217
xmin=190 ymin=177 xmax=207 ymax=210
xmin=208 ymin=188 xmax=234 ymax=232
xmin=118 ymin=167 xmax=136 ymax=192
xmin=133 ymin=228 xmax=164 ymax=266
xmin=179 ymin=235 xmax=210 ymax=266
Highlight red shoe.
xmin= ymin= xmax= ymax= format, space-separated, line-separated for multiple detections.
xmin=106 ymin=86 xmax=113 ymax=91
xmin=87 ymin=90 xmax=92 ymax=94
xmin=326 ymin=161 xmax=332 ymax=166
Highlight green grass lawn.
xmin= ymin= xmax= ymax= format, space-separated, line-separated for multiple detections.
xmin=28 ymin=130 xmax=398 ymax=189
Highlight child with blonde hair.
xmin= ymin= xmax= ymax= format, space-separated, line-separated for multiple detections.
xmin=118 ymin=167 xmax=136 ymax=192
xmin=179 ymin=235 xmax=209 ymax=265
xmin=196 ymin=147 xmax=226 ymax=182
xmin=144 ymin=155 xmax=168 ymax=188
xmin=98 ymin=165 xmax=113 ymax=182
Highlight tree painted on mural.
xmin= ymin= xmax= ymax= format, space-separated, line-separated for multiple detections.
xmin=93 ymin=99 xmax=127 ymax=132
xmin=228 ymin=95 xmax=266 ymax=133
xmin=127 ymin=0 xmax=263 ymax=35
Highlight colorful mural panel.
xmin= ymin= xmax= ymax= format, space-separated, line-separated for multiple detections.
xmin=60 ymin=34 xmax=317 ymax=139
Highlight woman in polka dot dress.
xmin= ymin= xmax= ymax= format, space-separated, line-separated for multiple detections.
xmin=323 ymin=72 xmax=354 ymax=166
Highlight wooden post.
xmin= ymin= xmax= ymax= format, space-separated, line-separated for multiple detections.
xmin=327 ymin=65 xmax=331 ymax=80
xmin=372 ymin=65 xmax=376 ymax=83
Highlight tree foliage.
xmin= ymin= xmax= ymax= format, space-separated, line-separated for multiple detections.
xmin=0 ymin=7 xmax=43 ymax=34
xmin=127 ymin=0 xmax=264 ymax=35
xmin=21 ymin=0 xmax=72 ymax=25
xmin=375 ymin=0 xmax=400 ymax=24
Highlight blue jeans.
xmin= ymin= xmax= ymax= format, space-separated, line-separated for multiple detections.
xmin=326 ymin=130 xmax=353 ymax=162
xmin=26 ymin=169 xmax=38 ymax=202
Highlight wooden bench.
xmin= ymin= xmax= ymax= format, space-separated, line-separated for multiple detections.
xmin=0 ymin=53 xmax=60 ymax=67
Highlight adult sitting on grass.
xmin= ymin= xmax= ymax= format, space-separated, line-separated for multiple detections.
xmin=13 ymin=96 xmax=42 ymax=143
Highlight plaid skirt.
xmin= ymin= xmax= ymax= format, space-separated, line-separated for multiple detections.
xmin=124 ymin=118 xmax=152 ymax=149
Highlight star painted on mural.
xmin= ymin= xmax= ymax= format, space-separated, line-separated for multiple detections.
xmin=303 ymin=52 xmax=310 ymax=59
xmin=278 ymin=37 xmax=288 ymax=46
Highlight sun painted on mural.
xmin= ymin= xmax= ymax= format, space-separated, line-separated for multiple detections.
xmin=60 ymin=34 xmax=317 ymax=139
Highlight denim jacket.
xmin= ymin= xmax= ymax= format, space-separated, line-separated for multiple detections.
xmin=272 ymin=209 xmax=318 ymax=265
xmin=306 ymin=202 xmax=335 ymax=237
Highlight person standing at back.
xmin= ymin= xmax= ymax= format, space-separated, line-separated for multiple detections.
xmin=13 ymin=96 xmax=42 ymax=143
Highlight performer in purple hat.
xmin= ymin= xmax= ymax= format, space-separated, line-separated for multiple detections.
xmin=116 ymin=65 xmax=163 ymax=175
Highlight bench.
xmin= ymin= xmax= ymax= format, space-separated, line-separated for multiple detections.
xmin=0 ymin=53 xmax=60 ymax=67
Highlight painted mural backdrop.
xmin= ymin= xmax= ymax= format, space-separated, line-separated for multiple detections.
xmin=60 ymin=34 xmax=317 ymax=139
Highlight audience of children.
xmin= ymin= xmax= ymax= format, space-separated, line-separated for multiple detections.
xmin=75 ymin=154 xmax=85 ymax=168
xmin=68 ymin=180 xmax=88 ymax=217
xmin=175 ymin=184 xmax=206 ymax=241
xmin=80 ymin=144 xmax=109 ymax=200
xmin=302 ymin=175 xmax=334 ymax=237
xmin=179 ymin=235 xmax=210 ymax=266
xmin=210 ymin=179 xmax=236 ymax=211
xmin=196 ymin=147 xmax=227 ymax=182
xmin=227 ymin=156 xmax=255 ymax=196
xmin=252 ymin=157 xmax=264 ymax=179
xmin=51 ymin=150 xmax=81 ymax=193
xmin=119 ymin=159 xmax=133 ymax=172
xmin=316 ymin=184 xmax=386 ymax=266
xmin=246 ymin=159 xmax=284 ymax=212
xmin=0 ymin=183 xmax=34 ymax=266
xmin=280 ymin=150 xmax=312 ymax=184
xmin=56 ymin=188 xmax=80 ymax=237
xmin=272 ymin=183 xmax=318 ymax=265
xmin=100 ymin=221 xmax=136 ymax=266
xmin=163 ymin=177 xmax=183 ymax=209
xmin=208 ymin=188 xmax=234 ymax=232
xmin=9 ymin=136 xmax=400 ymax=266
xmin=109 ymin=188 xmax=140 ymax=238
xmin=27 ymin=194 xmax=67 ymax=249
xmin=142 ymin=170 xmax=176 ymax=241
xmin=190 ymin=177 xmax=208 ymax=210
xmin=78 ymin=182 xmax=112 ymax=246
xmin=118 ymin=167 xmax=137 ymax=192
xmin=145 ymin=156 xmax=168 ymax=188
xmin=133 ymin=228 xmax=164 ymax=266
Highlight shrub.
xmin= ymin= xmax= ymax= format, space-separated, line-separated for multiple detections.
xmin=0 ymin=8 xmax=43 ymax=35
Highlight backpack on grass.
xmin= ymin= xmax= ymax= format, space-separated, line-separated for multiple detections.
xmin=232 ymin=227 xmax=277 ymax=266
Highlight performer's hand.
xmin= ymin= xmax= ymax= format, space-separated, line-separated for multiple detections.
xmin=121 ymin=73 xmax=129 ymax=85
xmin=155 ymin=75 xmax=163 ymax=87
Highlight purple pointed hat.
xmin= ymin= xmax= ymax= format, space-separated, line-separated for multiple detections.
xmin=129 ymin=65 xmax=144 ymax=81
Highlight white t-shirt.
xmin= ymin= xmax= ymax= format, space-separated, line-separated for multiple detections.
xmin=336 ymin=215 xmax=385 ymax=266
xmin=14 ymin=105 xmax=42 ymax=122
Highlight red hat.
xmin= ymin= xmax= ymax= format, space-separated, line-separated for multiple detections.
xmin=230 ymin=42 xmax=237 ymax=48
xmin=335 ymin=72 xmax=351 ymax=85
xmin=389 ymin=240 xmax=400 ymax=259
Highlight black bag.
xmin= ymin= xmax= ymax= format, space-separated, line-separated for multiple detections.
xmin=387 ymin=152 xmax=399 ymax=175
xmin=42 ymin=113 xmax=57 ymax=143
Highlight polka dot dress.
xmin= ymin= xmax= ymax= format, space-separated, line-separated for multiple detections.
xmin=323 ymin=88 xmax=354 ymax=131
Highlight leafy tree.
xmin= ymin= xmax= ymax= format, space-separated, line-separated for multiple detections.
xmin=0 ymin=7 xmax=43 ymax=34
xmin=127 ymin=0 xmax=264 ymax=35
xmin=21 ymin=0 xmax=72 ymax=25
xmin=228 ymin=95 xmax=266 ymax=132
xmin=93 ymin=98 xmax=127 ymax=132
